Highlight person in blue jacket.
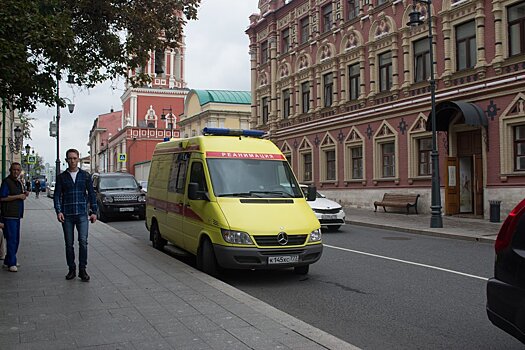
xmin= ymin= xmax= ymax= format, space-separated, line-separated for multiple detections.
xmin=54 ymin=149 xmax=97 ymax=281
xmin=0 ymin=162 xmax=29 ymax=272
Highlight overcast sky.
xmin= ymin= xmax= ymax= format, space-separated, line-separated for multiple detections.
xmin=30 ymin=0 xmax=259 ymax=167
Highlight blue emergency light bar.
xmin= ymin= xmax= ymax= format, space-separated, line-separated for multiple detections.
xmin=202 ymin=128 xmax=266 ymax=138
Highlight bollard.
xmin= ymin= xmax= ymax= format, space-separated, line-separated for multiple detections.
xmin=489 ymin=200 xmax=501 ymax=223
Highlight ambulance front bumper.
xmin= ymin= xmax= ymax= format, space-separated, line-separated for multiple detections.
xmin=213 ymin=243 xmax=323 ymax=270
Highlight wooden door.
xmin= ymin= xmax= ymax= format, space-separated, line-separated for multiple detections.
xmin=445 ymin=157 xmax=459 ymax=215
xmin=474 ymin=154 xmax=484 ymax=215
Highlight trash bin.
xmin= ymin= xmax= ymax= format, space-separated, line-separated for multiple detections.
xmin=489 ymin=200 xmax=501 ymax=223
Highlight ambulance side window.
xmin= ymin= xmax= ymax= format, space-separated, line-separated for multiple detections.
xmin=168 ymin=153 xmax=189 ymax=193
xmin=189 ymin=162 xmax=207 ymax=192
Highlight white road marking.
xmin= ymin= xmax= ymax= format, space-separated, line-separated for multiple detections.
xmin=324 ymin=244 xmax=489 ymax=281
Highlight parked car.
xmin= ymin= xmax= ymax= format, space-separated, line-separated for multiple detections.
xmin=92 ymin=172 xmax=146 ymax=222
xmin=486 ymin=198 xmax=525 ymax=344
xmin=139 ymin=180 xmax=148 ymax=193
xmin=301 ymin=185 xmax=346 ymax=231
xmin=46 ymin=181 xmax=56 ymax=198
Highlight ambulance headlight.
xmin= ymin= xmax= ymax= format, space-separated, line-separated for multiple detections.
xmin=308 ymin=228 xmax=322 ymax=242
xmin=221 ymin=229 xmax=254 ymax=245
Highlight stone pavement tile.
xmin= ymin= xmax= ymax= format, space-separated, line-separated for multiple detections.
xmin=198 ymin=329 xmax=255 ymax=350
xmin=228 ymin=326 xmax=289 ymax=350
xmin=164 ymin=332 xmax=212 ymax=349
xmin=151 ymin=319 xmax=189 ymax=337
xmin=108 ymin=307 xmax=145 ymax=322
xmin=206 ymin=311 xmax=251 ymax=329
xmin=186 ymin=300 xmax=228 ymax=316
xmin=259 ymin=325 xmax=325 ymax=349
xmin=77 ymin=342 xmax=136 ymax=350
xmin=177 ymin=314 xmax=222 ymax=334
xmin=54 ymin=318 xmax=159 ymax=348
xmin=0 ymin=320 xmax=37 ymax=334
xmin=9 ymin=338 xmax=78 ymax=350
xmin=129 ymin=338 xmax=175 ymax=350
xmin=0 ymin=332 xmax=20 ymax=345
xmin=163 ymin=303 xmax=202 ymax=318
xmin=20 ymin=328 xmax=56 ymax=343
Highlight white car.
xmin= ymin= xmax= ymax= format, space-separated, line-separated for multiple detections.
xmin=46 ymin=181 xmax=56 ymax=198
xmin=301 ymin=185 xmax=346 ymax=231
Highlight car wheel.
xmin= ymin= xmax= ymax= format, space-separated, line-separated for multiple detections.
xmin=294 ymin=265 xmax=309 ymax=275
xmin=151 ymin=222 xmax=166 ymax=250
xmin=96 ymin=204 xmax=107 ymax=222
xmin=197 ymin=238 xmax=219 ymax=276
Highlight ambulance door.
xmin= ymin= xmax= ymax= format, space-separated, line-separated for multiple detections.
xmin=165 ymin=152 xmax=190 ymax=249
xmin=183 ymin=160 xmax=210 ymax=254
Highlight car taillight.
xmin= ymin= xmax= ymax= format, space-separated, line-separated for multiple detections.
xmin=495 ymin=198 xmax=525 ymax=254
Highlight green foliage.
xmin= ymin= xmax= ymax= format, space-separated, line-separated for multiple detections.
xmin=0 ymin=0 xmax=201 ymax=112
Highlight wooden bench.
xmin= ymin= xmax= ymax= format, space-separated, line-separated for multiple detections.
xmin=374 ymin=193 xmax=420 ymax=214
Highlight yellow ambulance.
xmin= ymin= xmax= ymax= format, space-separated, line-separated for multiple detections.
xmin=145 ymin=128 xmax=322 ymax=275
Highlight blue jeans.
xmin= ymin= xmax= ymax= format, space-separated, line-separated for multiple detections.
xmin=3 ymin=218 xmax=21 ymax=267
xmin=62 ymin=215 xmax=89 ymax=270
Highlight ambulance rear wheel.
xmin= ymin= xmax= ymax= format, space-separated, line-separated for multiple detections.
xmin=151 ymin=223 xmax=166 ymax=250
xmin=198 ymin=239 xmax=219 ymax=276
xmin=294 ymin=265 xmax=309 ymax=275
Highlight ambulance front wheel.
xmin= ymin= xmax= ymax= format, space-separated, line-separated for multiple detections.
xmin=151 ymin=223 xmax=166 ymax=250
xmin=294 ymin=265 xmax=309 ymax=275
xmin=198 ymin=238 xmax=219 ymax=276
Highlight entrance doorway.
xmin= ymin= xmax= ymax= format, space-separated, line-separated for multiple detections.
xmin=445 ymin=130 xmax=483 ymax=216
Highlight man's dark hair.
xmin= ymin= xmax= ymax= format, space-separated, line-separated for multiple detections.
xmin=9 ymin=162 xmax=21 ymax=170
xmin=65 ymin=149 xmax=80 ymax=158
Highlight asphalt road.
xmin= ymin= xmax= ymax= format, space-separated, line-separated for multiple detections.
xmin=107 ymin=217 xmax=523 ymax=349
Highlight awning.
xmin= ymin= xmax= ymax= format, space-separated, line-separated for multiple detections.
xmin=426 ymin=101 xmax=487 ymax=132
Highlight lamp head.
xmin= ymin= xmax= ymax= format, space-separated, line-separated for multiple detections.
xmin=67 ymin=103 xmax=75 ymax=113
xmin=25 ymin=144 xmax=31 ymax=154
xmin=14 ymin=126 xmax=22 ymax=139
xmin=407 ymin=9 xmax=424 ymax=26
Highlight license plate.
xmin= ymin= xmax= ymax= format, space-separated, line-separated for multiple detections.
xmin=268 ymin=255 xmax=299 ymax=264
xmin=322 ymin=214 xmax=337 ymax=220
xmin=119 ymin=207 xmax=134 ymax=212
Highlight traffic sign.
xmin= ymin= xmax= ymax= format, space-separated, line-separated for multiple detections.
xmin=118 ymin=153 xmax=127 ymax=163
xmin=27 ymin=155 xmax=36 ymax=164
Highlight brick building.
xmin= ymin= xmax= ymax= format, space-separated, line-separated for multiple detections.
xmin=88 ymin=43 xmax=188 ymax=175
xmin=246 ymin=0 xmax=525 ymax=218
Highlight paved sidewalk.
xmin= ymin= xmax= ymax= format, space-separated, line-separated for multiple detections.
xmin=0 ymin=197 xmax=357 ymax=350
xmin=342 ymin=205 xmax=502 ymax=243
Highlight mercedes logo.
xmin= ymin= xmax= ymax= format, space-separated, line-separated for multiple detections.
xmin=277 ymin=232 xmax=288 ymax=245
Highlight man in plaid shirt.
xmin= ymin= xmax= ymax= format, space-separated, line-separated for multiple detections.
xmin=54 ymin=148 xmax=97 ymax=281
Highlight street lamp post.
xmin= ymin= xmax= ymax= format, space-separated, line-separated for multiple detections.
xmin=24 ymin=143 xmax=31 ymax=180
xmin=53 ymin=71 xmax=75 ymax=177
xmin=407 ymin=0 xmax=443 ymax=228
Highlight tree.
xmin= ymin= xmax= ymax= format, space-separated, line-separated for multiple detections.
xmin=0 ymin=0 xmax=201 ymax=112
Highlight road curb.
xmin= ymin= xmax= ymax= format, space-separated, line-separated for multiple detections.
xmin=346 ymin=220 xmax=497 ymax=244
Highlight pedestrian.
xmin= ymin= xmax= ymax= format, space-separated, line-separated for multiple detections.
xmin=25 ymin=179 xmax=31 ymax=194
xmin=34 ymin=179 xmax=41 ymax=198
xmin=0 ymin=222 xmax=5 ymax=261
xmin=0 ymin=162 xmax=29 ymax=272
xmin=54 ymin=149 xmax=97 ymax=281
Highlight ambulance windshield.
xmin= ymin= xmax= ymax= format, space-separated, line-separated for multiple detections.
xmin=207 ymin=159 xmax=303 ymax=198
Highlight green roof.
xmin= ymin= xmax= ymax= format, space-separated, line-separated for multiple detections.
xmin=193 ymin=89 xmax=251 ymax=106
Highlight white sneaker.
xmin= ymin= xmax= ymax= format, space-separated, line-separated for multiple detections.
xmin=9 ymin=266 xmax=17 ymax=272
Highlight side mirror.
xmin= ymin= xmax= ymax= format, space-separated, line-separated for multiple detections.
xmin=188 ymin=182 xmax=209 ymax=201
xmin=306 ymin=185 xmax=317 ymax=201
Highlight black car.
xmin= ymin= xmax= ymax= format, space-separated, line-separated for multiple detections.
xmin=92 ymin=172 xmax=146 ymax=222
xmin=487 ymin=198 xmax=525 ymax=344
